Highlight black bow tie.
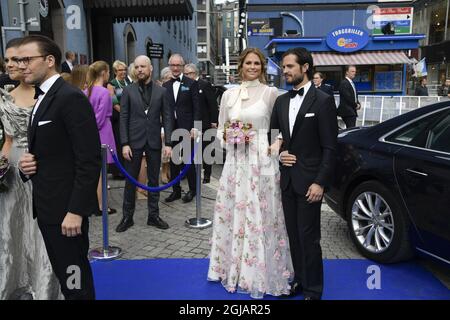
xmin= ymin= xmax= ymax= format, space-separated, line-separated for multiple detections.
xmin=173 ymin=77 xmax=181 ymax=82
xmin=34 ymin=86 xmax=44 ymax=99
xmin=289 ymin=87 xmax=304 ymax=98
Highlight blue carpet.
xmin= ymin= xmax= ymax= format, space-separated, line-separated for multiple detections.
xmin=91 ymin=258 xmax=450 ymax=300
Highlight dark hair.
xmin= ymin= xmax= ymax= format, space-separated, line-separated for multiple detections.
xmin=282 ymin=47 xmax=314 ymax=80
xmin=314 ymin=72 xmax=324 ymax=79
xmin=19 ymin=35 xmax=62 ymax=69
xmin=0 ymin=57 xmax=4 ymax=73
xmin=345 ymin=65 xmax=356 ymax=73
xmin=5 ymin=38 xmax=23 ymax=50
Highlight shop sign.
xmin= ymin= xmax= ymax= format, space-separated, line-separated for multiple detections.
xmin=248 ymin=19 xmax=274 ymax=36
xmin=326 ymin=26 xmax=369 ymax=53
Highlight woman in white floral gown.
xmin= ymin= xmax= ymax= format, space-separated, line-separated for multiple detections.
xmin=207 ymin=48 xmax=293 ymax=298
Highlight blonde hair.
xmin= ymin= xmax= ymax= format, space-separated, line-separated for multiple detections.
xmin=86 ymin=61 xmax=109 ymax=98
xmin=60 ymin=72 xmax=72 ymax=83
xmin=71 ymin=64 xmax=89 ymax=90
xmin=128 ymin=63 xmax=137 ymax=82
xmin=237 ymin=47 xmax=267 ymax=84
xmin=112 ymin=60 xmax=127 ymax=74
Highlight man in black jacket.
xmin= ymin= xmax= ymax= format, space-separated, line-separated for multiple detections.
xmin=184 ymin=63 xmax=218 ymax=183
xmin=270 ymin=47 xmax=338 ymax=300
xmin=116 ymin=55 xmax=173 ymax=232
xmin=337 ymin=65 xmax=360 ymax=128
xmin=60 ymin=51 xmax=75 ymax=73
xmin=313 ymin=72 xmax=334 ymax=96
xmin=163 ymin=54 xmax=201 ymax=203
xmin=18 ymin=35 xmax=100 ymax=300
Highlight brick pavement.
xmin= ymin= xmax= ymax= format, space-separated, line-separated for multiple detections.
xmin=88 ymin=166 xmax=363 ymax=260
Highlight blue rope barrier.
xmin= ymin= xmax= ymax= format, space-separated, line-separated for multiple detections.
xmin=108 ymin=141 xmax=199 ymax=193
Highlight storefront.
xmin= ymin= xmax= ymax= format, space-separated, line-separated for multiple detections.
xmin=264 ymin=26 xmax=425 ymax=95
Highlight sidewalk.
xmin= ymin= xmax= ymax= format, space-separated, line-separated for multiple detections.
xmin=88 ymin=168 xmax=363 ymax=260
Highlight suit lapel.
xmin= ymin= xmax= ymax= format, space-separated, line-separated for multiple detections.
xmin=280 ymin=94 xmax=291 ymax=146
xmin=291 ymin=86 xmax=316 ymax=141
xmin=166 ymin=82 xmax=176 ymax=106
xmin=28 ymin=77 xmax=64 ymax=149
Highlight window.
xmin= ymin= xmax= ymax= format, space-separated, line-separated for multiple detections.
xmin=385 ymin=110 xmax=447 ymax=147
xmin=426 ymin=113 xmax=450 ymax=153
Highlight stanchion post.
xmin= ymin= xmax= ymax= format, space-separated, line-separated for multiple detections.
xmin=89 ymin=144 xmax=122 ymax=261
xmin=185 ymin=131 xmax=212 ymax=229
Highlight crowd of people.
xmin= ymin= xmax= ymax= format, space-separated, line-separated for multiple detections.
xmin=0 ymin=34 xmax=368 ymax=301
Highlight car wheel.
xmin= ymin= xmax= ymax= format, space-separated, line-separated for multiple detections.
xmin=346 ymin=180 xmax=413 ymax=263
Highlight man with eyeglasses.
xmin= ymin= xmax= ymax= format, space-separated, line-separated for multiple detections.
xmin=163 ymin=54 xmax=200 ymax=203
xmin=17 ymin=35 xmax=100 ymax=300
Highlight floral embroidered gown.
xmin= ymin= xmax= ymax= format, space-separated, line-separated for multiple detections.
xmin=207 ymin=80 xmax=293 ymax=298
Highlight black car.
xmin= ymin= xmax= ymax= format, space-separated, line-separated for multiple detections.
xmin=324 ymin=102 xmax=450 ymax=265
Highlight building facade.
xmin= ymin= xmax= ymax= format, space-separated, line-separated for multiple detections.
xmin=197 ymin=0 xmax=217 ymax=82
xmin=247 ymin=0 xmax=423 ymax=95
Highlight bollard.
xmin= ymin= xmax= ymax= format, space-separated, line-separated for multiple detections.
xmin=185 ymin=132 xmax=212 ymax=229
xmin=89 ymin=144 xmax=122 ymax=261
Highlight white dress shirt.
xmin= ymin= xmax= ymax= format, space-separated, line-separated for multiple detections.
xmin=66 ymin=60 xmax=73 ymax=71
xmin=289 ymin=81 xmax=312 ymax=136
xmin=173 ymin=73 xmax=183 ymax=102
xmin=346 ymin=76 xmax=357 ymax=103
xmin=31 ymin=74 xmax=61 ymax=123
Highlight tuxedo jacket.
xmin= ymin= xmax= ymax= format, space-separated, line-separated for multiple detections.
xmin=26 ymin=77 xmax=101 ymax=224
xmin=337 ymin=78 xmax=359 ymax=117
xmin=317 ymin=83 xmax=334 ymax=96
xmin=197 ymin=79 xmax=218 ymax=130
xmin=163 ymin=76 xmax=201 ymax=131
xmin=61 ymin=61 xmax=72 ymax=74
xmin=270 ymin=86 xmax=338 ymax=195
xmin=120 ymin=81 xmax=174 ymax=149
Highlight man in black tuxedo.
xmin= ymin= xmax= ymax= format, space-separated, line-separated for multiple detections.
xmin=163 ymin=54 xmax=200 ymax=203
xmin=184 ymin=63 xmax=218 ymax=184
xmin=18 ymin=35 xmax=100 ymax=300
xmin=115 ymin=55 xmax=173 ymax=233
xmin=60 ymin=51 xmax=75 ymax=73
xmin=270 ymin=47 xmax=338 ymax=300
xmin=337 ymin=65 xmax=360 ymax=128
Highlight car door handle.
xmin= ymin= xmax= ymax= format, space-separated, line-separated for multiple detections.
xmin=406 ymin=168 xmax=428 ymax=177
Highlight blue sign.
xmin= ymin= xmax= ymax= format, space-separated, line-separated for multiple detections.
xmin=326 ymin=26 xmax=369 ymax=53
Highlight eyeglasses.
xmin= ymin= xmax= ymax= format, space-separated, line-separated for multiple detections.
xmin=184 ymin=71 xmax=195 ymax=75
xmin=16 ymin=55 xmax=47 ymax=66
xmin=169 ymin=64 xmax=184 ymax=68
xmin=116 ymin=69 xmax=127 ymax=72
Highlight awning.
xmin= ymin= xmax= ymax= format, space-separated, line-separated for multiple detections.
xmin=313 ymin=51 xmax=413 ymax=66
xmin=84 ymin=0 xmax=194 ymax=20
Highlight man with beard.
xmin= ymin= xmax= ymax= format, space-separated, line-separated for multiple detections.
xmin=270 ymin=47 xmax=338 ymax=300
xmin=115 ymin=55 xmax=173 ymax=232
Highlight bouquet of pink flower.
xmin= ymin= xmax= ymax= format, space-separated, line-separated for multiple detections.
xmin=223 ymin=120 xmax=256 ymax=145
xmin=0 ymin=155 xmax=10 ymax=193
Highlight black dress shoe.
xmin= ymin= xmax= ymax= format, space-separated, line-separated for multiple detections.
xmin=115 ymin=216 xmax=134 ymax=232
xmin=182 ymin=190 xmax=196 ymax=203
xmin=202 ymin=176 xmax=210 ymax=184
xmin=94 ymin=207 xmax=117 ymax=216
xmin=165 ymin=191 xmax=181 ymax=202
xmin=147 ymin=216 xmax=169 ymax=229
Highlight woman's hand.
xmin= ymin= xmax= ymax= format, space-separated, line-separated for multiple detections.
xmin=268 ymin=139 xmax=282 ymax=157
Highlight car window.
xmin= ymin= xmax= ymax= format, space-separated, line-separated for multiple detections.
xmin=426 ymin=114 xmax=450 ymax=153
xmin=385 ymin=110 xmax=446 ymax=147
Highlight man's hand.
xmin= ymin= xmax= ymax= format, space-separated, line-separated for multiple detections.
xmin=279 ymin=150 xmax=296 ymax=166
xmin=190 ymin=128 xmax=200 ymax=139
xmin=163 ymin=146 xmax=172 ymax=159
xmin=18 ymin=153 xmax=37 ymax=175
xmin=356 ymin=102 xmax=361 ymax=110
xmin=61 ymin=212 xmax=83 ymax=237
xmin=122 ymin=145 xmax=133 ymax=161
xmin=306 ymin=183 xmax=324 ymax=203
